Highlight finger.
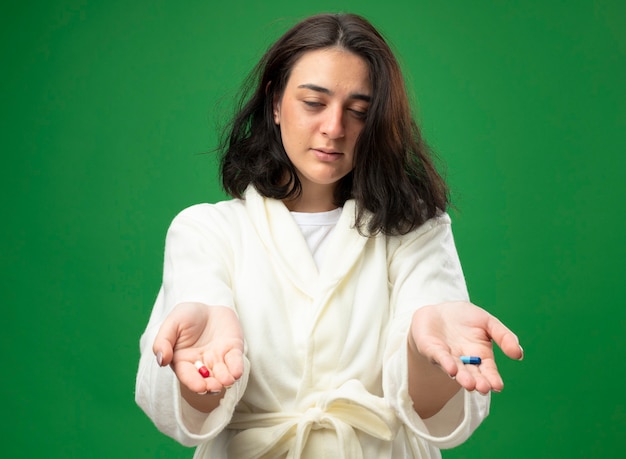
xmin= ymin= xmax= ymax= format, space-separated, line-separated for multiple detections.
xmin=174 ymin=360 xmax=223 ymax=394
xmin=224 ymin=348 xmax=244 ymax=380
xmin=202 ymin=347 xmax=244 ymax=387
xmin=424 ymin=345 xmax=461 ymax=379
xmin=473 ymin=358 xmax=504 ymax=393
xmin=209 ymin=361 xmax=236 ymax=388
xmin=152 ymin=317 xmax=180 ymax=367
xmin=486 ymin=316 xmax=523 ymax=360
xmin=173 ymin=360 xmax=210 ymax=394
xmin=454 ymin=363 xmax=477 ymax=392
xmin=456 ymin=363 xmax=494 ymax=394
xmin=455 ymin=355 xmax=506 ymax=394
xmin=430 ymin=350 xmax=500 ymax=394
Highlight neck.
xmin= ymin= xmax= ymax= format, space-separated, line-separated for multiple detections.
xmin=283 ymin=183 xmax=337 ymax=213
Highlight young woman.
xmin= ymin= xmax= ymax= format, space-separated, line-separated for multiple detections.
xmin=135 ymin=13 xmax=523 ymax=458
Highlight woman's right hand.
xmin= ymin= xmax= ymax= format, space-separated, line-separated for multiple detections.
xmin=152 ymin=302 xmax=245 ymax=399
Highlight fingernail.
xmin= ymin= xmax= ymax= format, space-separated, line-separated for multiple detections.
xmin=208 ymin=390 xmax=222 ymax=396
xmin=519 ymin=345 xmax=524 ymax=361
xmin=156 ymin=351 xmax=163 ymax=366
xmin=197 ymin=391 xmax=208 ymax=395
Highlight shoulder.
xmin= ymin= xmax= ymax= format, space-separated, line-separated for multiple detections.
xmin=386 ymin=212 xmax=453 ymax=251
xmin=411 ymin=212 xmax=452 ymax=236
xmin=174 ymin=198 xmax=245 ymax=221
xmin=167 ymin=198 xmax=248 ymax=238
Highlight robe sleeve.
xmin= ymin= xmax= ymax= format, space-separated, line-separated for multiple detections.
xmin=135 ymin=204 xmax=250 ymax=447
xmin=383 ymin=213 xmax=490 ymax=449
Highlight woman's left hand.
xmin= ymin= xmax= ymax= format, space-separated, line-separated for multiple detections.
xmin=410 ymin=301 xmax=523 ymax=394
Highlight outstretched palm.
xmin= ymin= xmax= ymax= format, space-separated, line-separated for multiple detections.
xmin=411 ymin=302 xmax=523 ymax=393
xmin=153 ymin=302 xmax=245 ymax=394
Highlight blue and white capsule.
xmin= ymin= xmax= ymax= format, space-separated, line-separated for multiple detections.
xmin=460 ymin=356 xmax=481 ymax=365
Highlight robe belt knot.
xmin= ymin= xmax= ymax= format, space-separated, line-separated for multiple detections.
xmin=227 ymin=380 xmax=399 ymax=459
xmin=302 ymin=406 xmax=326 ymax=430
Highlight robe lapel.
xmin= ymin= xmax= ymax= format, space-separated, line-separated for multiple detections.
xmin=245 ymin=187 xmax=319 ymax=297
xmin=317 ymin=199 xmax=370 ymax=290
xmin=244 ymin=187 xmax=371 ymax=301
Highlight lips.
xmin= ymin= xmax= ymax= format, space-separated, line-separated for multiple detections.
xmin=313 ymin=147 xmax=341 ymax=155
xmin=312 ymin=148 xmax=343 ymax=162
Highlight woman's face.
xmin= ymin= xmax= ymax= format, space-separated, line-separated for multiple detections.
xmin=273 ymin=47 xmax=371 ymax=206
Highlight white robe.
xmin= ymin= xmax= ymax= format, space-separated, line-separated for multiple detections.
xmin=135 ymin=187 xmax=490 ymax=458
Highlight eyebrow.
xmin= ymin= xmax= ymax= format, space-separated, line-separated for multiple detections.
xmin=297 ymin=83 xmax=371 ymax=102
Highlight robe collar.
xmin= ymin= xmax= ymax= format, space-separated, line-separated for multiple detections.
xmin=244 ymin=186 xmax=373 ymax=298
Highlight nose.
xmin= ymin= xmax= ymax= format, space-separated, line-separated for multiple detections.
xmin=320 ymin=105 xmax=345 ymax=139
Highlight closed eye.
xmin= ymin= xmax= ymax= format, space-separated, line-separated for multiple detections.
xmin=302 ymin=99 xmax=367 ymax=120
xmin=349 ymin=108 xmax=367 ymax=120
xmin=303 ymin=100 xmax=324 ymax=108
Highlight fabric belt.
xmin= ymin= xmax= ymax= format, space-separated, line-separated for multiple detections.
xmin=226 ymin=380 xmax=399 ymax=458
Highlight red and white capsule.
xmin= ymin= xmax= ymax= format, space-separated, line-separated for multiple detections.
xmin=194 ymin=360 xmax=210 ymax=378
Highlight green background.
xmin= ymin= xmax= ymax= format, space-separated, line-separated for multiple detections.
xmin=2 ymin=0 xmax=624 ymax=457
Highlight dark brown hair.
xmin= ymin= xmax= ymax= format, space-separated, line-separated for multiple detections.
xmin=220 ymin=13 xmax=449 ymax=236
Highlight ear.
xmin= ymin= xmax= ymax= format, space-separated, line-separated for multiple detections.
xmin=272 ymin=93 xmax=281 ymax=125
xmin=265 ymin=81 xmax=280 ymax=125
